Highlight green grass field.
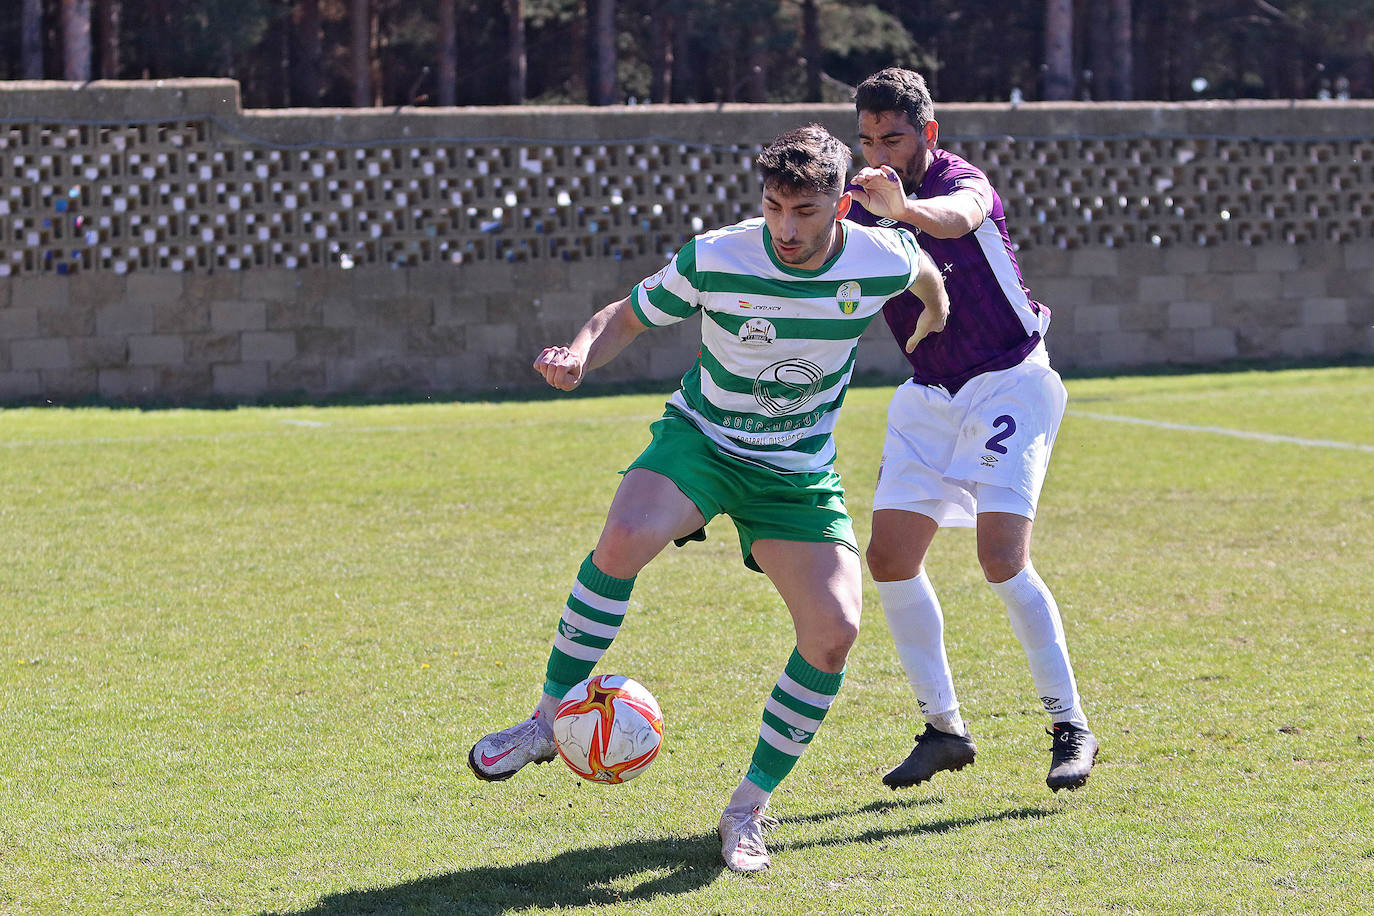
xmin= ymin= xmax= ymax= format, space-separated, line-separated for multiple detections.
xmin=2 ymin=364 xmax=1371 ymax=915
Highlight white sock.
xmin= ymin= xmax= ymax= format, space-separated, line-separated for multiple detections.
xmin=534 ymin=691 xmax=561 ymax=727
xmin=728 ymin=777 xmax=771 ymax=813
xmin=988 ymin=564 xmax=1088 ymax=729
xmin=876 ymin=573 xmax=964 ymax=734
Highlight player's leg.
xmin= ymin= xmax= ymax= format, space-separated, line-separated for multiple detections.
xmin=469 ymin=468 xmax=705 ymax=781
xmin=976 ymin=507 xmax=1097 ymax=791
xmin=868 ymin=508 xmax=977 ymax=788
xmin=867 ymin=380 xmax=978 ymax=788
xmin=717 ymin=538 xmax=860 ymax=872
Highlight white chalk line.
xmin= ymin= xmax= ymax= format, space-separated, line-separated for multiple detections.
xmin=1069 ymin=410 xmax=1374 ymax=453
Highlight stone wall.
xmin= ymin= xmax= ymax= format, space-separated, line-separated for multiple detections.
xmin=1 ymin=79 xmax=1370 ymax=404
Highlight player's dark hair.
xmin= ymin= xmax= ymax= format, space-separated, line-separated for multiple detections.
xmin=854 ymin=67 xmax=934 ymax=132
xmin=755 ymin=124 xmax=851 ymax=197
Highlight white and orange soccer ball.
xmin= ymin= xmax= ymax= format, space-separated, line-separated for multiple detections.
xmin=552 ymin=674 xmax=664 ymax=784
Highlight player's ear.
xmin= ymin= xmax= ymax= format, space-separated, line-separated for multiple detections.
xmin=924 ymin=118 xmax=940 ymax=149
xmin=835 ymin=191 xmax=852 ymax=221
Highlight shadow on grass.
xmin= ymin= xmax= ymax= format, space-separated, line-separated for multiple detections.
xmin=266 ymin=797 xmax=1052 ymax=916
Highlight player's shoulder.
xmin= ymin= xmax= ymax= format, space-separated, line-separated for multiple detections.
xmin=929 ymin=148 xmax=988 ymax=181
xmin=846 ymin=220 xmax=918 ymax=256
xmin=927 ymin=149 xmax=994 ymax=198
xmin=695 ymin=217 xmax=764 ymax=248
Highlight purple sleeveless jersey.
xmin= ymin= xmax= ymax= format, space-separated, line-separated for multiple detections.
xmin=846 ymin=148 xmax=1049 ymax=394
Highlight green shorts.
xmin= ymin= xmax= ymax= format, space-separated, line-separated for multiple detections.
xmin=624 ymin=411 xmax=857 ymax=573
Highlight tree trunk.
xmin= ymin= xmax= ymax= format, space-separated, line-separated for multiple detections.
xmin=63 ymin=0 xmax=93 ymax=82
xmin=506 ymin=0 xmax=526 ymax=105
xmin=22 ymin=0 xmax=45 ymax=79
xmin=438 ymin=0 xmax=456 ymax=105
xmin=351 ymin=0 xmax=372 ymax=107
xmin=587 ymin=0 xmax=615 ymax=105
xmin=670 ymin=5 xmax=691 ymax=102
xmin=295 ymin=0 xmax=323 ymax=105
xmin=1109 ymin=0 xmax=1133 ymax=100
xmin=1042 ymin=0 xmax=1073 ymax=100
xmin=1087 ymin=0 xmax=1110 ymax=99
xmin=802 ymin=0 xmax=821 ymax=101
xmin=1173 ymin=0 xmax=1197 ymax=100
xmin=649 ymin=1 xmax=671 ymax=103
xmin=98 ymin=0 xmax=121 ymax=79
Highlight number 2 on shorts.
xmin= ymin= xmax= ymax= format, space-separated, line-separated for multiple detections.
xmin=984 ymin=415 xmax=1016 ymax=454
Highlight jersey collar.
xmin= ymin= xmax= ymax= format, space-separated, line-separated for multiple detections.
xmin=761 ymin=221 xmax=849 ymax=277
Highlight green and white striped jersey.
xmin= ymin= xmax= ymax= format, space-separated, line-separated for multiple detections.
xmin=631 ymin=217 xmax=923 ymax=474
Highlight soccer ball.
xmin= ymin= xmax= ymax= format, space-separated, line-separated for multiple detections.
xmin=552 ymin=674 xmax=664 ymax=784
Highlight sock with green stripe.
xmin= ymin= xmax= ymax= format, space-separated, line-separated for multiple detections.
xmin=536 ymin=552 xmax=635 ymax=719
xmin=734 ymin=647 xmax=844 ymax=802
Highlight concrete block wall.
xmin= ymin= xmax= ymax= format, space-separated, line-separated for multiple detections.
xmin=1 ymin=81 xmax=1370 ymax=404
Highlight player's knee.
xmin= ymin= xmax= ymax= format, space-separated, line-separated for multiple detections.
xmin=804 ymin=631 xmax=857 ymax=673
xmin=865 ymin=537 xmax=915 ymax=582
xmin=593 ymin=519 xmax=656 ymax=578
xmin=979 ymin=548 xmax=1027 ymax=584
xmin=803 ymin=609 xmax=860 ymax=671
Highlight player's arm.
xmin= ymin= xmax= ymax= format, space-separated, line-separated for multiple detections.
xmin=903 ymin=249 xmax=951 ymax=353
xmin=850 ymin=164 xmax=985 ymax=239
xmin=533 ymin=295 xmax=649 ymax=391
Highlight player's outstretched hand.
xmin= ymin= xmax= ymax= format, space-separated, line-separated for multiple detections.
xmin=849 ymin=165 xmax=908 ymax=222
xmin=904 ymin=302 xmax=948 ymax=353
xmin=534 ymin=345 xmax=585 ymax=390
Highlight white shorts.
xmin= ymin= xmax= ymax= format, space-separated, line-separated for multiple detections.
xmin=872 ymin=345 xmax=1067 ymax=528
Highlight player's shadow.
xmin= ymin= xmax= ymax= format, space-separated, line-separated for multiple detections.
xmin=265 ymin=798 xmax=1052 ymax=916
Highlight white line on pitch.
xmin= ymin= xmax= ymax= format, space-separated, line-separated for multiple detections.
xmin=1069 ymin=410 xmax=1374 ymax=453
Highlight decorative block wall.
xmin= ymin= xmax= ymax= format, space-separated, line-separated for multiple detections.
xmin=1 ymin=80 xmax=1370 ymax=404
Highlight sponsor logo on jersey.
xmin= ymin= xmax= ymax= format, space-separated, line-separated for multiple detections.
xmin=737 ymin=299 xmax=780 ymax=311
xmin=739 ymin=318 xmax=776 ymax=348
xmin=753 ymin=358 xmax=824 ymax=416
xmin=836 ymin=280 xmax=861 ymax=315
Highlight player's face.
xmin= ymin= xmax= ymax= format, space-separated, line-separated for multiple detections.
xmin=762 ymin=185 xmax=851 ymax=271
xmin=858 ymin=110 xmax=938 ymax=190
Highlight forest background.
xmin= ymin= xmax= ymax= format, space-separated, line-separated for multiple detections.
xmin=4 ymin=1 xmax=1373 ymax=110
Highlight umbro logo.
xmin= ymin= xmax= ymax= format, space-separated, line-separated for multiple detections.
xmin=1040 ymin=695 xmax=1062 ymax=710
xmin=877 ymin=218 xmax=898 ymax=227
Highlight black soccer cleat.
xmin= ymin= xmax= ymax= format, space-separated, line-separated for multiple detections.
xmin=882 ymin=724 xmax=977 ymax=789
xmin=1046 ymin=722 xmax=1099 ymax=792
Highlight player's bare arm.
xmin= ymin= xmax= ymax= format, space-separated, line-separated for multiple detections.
xmin=850 ymin=165 xmax=985 ymax=239
xmin=533 ymin=295 xmax=649 ymax=390
xmin=903 ymin=249 xmax=950 ymax=352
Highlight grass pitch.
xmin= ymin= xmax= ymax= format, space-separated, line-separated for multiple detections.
xmin=1 ymin=364 xmax=1371 ymax=915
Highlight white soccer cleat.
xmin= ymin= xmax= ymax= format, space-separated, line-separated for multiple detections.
xmin=468 ymin=713 xmax=557 ymax=781
xmin=718 ymin=804 xmax=779 ymax=873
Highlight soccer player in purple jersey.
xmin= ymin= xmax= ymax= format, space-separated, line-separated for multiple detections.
xmin=845 ymin=68 xmax=1098 ymax=792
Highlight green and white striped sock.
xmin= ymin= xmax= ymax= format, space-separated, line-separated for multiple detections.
xmin=542 ymin=552 xmax=634 ymax=700
xmin=745 ymin=648 xmax=844 ymax=792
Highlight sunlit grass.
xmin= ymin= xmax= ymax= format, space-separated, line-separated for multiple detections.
xmin=2 ymin=364 xmax=1371 ymax=914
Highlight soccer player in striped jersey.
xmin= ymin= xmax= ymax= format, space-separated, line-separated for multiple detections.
xmin=468 ymin=124 xmax=950 ymax=873
xmin=846 ymin=68 xmax=1098 ymax=793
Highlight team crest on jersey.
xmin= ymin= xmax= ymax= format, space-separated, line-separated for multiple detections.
xmin=739 ymin=318 xmax=776 ymax=348
xmin=836 ymin=281 xmax=861 ymax=315
xmin=642 ymin=263 xmax=670 ymax=291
